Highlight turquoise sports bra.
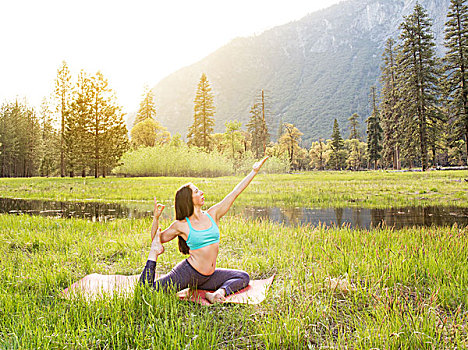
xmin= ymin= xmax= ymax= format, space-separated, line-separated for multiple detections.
xmin=185 ymin=212 xmax=220 ymax=251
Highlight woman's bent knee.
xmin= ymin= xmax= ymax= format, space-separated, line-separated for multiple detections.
xmin=240 ymin=271 xmax=250 ymax=286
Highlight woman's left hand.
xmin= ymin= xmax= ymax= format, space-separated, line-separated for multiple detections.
xmin=253 ymin=156 xmax=269 ymax=173
xmin=153 ymin=198 xmax=165 ymax=219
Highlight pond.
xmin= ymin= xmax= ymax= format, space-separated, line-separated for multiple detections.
xmin=1 ymin=197 xmax=467 ymax=229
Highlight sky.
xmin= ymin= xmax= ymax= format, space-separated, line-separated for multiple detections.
xmin=0 ymin=0 xmax=342 ymax=114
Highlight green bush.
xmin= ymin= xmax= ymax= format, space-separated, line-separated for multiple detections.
xmin=113 ymin=145 xmax=234 ymax=177
xmin=233 ymin=151 xmax=290 ymax=174
xmin=113 ymin=145 xmax=290 ymax=177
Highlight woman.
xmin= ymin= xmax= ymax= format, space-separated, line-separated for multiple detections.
xmin=139 ymin=156 xmax=269 ymax=303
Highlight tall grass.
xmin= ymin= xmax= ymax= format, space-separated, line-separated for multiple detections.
xmin=1 ymin=214 xmax=467 ymax=348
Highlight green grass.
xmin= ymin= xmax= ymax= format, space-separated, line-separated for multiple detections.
xmin=1 ymin=171 xmax=467 ymax=348
xmin=1 ymin=214 xmax=468 ymax=348
xmin=0 ymin=170 xmax=466 ymax=208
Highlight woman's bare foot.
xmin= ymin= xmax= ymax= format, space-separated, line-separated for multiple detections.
xmin=148 ymin=228 xmax=164 ymax=261
xmin=205 ymin=290 xmax=226 ymax=304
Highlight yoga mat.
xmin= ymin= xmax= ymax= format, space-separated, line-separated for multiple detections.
xmin=177 ymin=275 xmax=275 ymax=305
xmin=62 ymin=273 xmax=275 ymax=305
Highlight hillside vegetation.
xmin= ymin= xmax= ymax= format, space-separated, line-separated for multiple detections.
xmin=151 ymin=0 xmax=451 ymax=144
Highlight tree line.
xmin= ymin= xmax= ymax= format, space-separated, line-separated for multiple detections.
xmin=129 ymin=73 xmax=273 ymax=172
xmin=264 ymin=0 xmax=467 ymax=171
xmin=288 ymin=0 xmax=467 ymax=171
xmin=0 ymin=62 xmax=129 ymax=177
xmin=376 ymin=0 xmax=468 ymax=170
xmin=131 ymin=0 xmax=466 ymax=172
xmin=308 ymin=0 xmax=467 ymax=171
xmin=129 ymin=73 xmax=365 ymax=172
xmin=1 ymin=0 xmax=466 ymax=177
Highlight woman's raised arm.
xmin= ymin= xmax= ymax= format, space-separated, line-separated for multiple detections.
xmin=209 ymin=156 xmax=269 ymax=221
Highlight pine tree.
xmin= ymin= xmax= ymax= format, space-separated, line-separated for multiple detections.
xmin=100 ymin=116 xmax=130 ymax=177
xmin=348 ymin=113 xmax=361 ymax=140
xmin=397 ymin=3 xmax=441 ymax=171
xmin=0 ymin=102 xmax=18 ymax=177
xmin=88 ymin=71 xmax=129 ymax=177
xmin=65 ymin=70 xmax=93 ymax=177
xmin=66 ymin=71 xmax=130 ymax=178
xmin=13 ymin=101 xmax=41 ymax=176
xmin=329 ymin=119 xmax=346 ymax=170
xmin=380 ymin=38 xmax=402 ymax=169
xmin=443 ymin=0 xmax=468 ymax=164
xmin=23 ymin=106 xmax=42 ymax=177
xmin=90 ymin=72 xmax=110 ymax=177
xmin=133 ymin=85 xmax=157 ymax=126
xmin=259 ymin=90 xmax=270 ymax=153
xmin=366 ymin=87 xmax=383 ymax=170
xmin=277 ymin=116 xmax=284 ymax=141
xmin=187 ymin=73 xmax=215 ymax=150
xmin=54 ymin=60 xmax=72 ymax=177
xmin=0 ymin=100 xmax=41 ymax=177
xmin=247 ymin=90 xmax=270 ymax=158
xmin=39 ymin=98 xmax=59 ymax=177
xmin=346 ymin=112 xmax=367 ymax=171
xmin=247 ymin=102 xmax=262 ymax=158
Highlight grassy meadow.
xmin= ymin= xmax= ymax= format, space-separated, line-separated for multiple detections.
xmin=1 ymin=214 xmax=467 ymax=348
xmin=1 ymin=171 xmax=468 ymax=348
xmin=0 ymin=170 xmax=466 ymax=209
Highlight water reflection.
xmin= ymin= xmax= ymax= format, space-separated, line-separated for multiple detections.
xmin=0 ymin=197 xmax=467 ymax=229
xmin=0 ymin=198 xmax=154 ymax=222
xmin=234 ymin=206 xmax=468 ymax=229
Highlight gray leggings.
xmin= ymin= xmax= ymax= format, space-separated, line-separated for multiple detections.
xmin=139 ymin=259 xmax=250 ymax=296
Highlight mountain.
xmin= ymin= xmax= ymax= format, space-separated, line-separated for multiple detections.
xmin=150 ymin=0 xmax=451 ymax=145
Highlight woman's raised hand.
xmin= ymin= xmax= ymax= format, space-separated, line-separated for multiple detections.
xmin=153 ymin=198 xmax=165 ymax=219
xmin=253 ymin=156 xmax=269 ymax=173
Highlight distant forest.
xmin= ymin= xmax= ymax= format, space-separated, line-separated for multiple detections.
xmin=0 ymin=0 xmax=467 ymax=177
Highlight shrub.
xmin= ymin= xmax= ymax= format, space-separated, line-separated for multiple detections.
xmin=112 ymin=145 xmax=233 ymax=177
xmin=233 ymin=151 xmax=290 ymax=175
xmin=113 ymin=145 xmax=290 ymax=177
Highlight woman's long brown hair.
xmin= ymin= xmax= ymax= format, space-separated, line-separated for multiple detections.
xmin=175 ymin=183 xmax=193 ymax=254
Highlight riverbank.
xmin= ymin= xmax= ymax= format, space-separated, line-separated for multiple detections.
xmin=1 ymin=214 xmax=467 ymax=348
xmin=0 ymin=170 xmax=467 ymax=208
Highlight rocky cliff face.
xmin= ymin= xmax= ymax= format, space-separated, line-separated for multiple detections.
xmin=150 ymin=0 xmax=451 ymax=144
